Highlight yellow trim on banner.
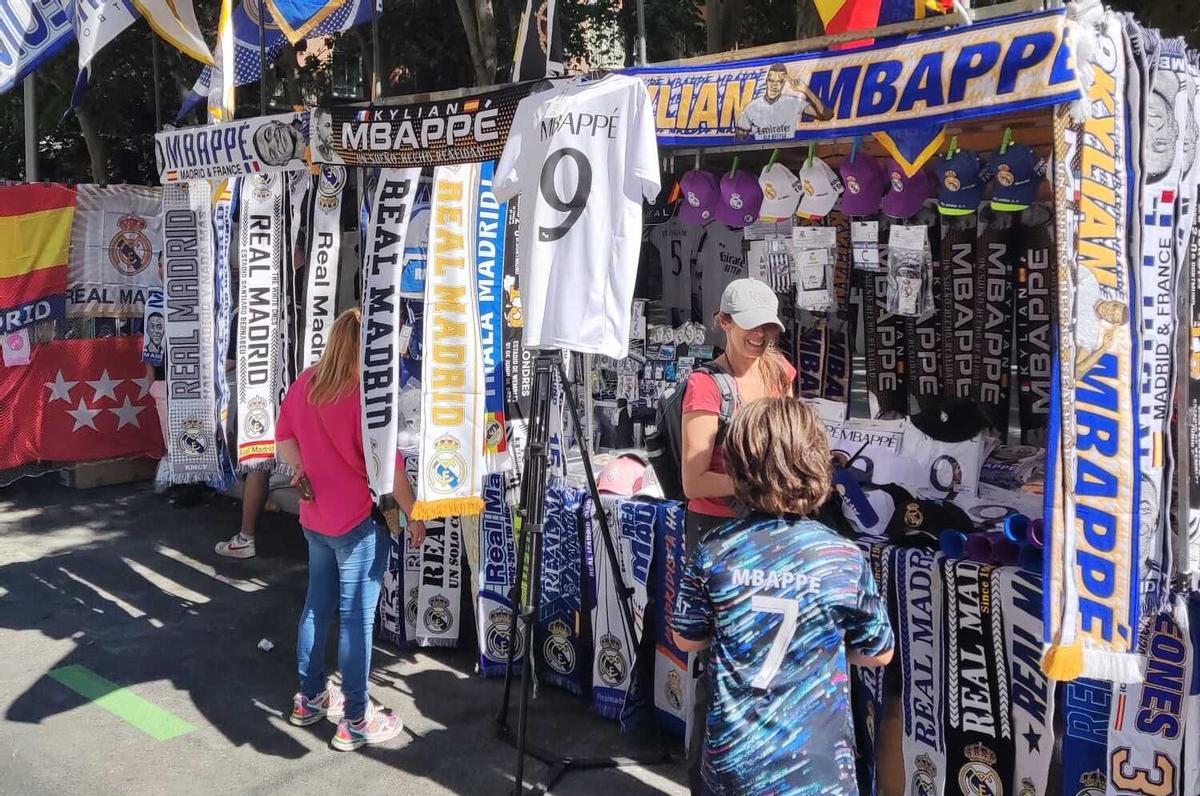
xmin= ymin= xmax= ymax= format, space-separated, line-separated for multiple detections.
xmin=411 ymin=498 xmax=485 ymax=522
xmin=132 ymin=0 xmax=214 ymax=65
xmin=872 ymin=129 xmax=947 ymax=177
xmin=265 ymin=0 xmax=344 ymax=45
xmin=0 ymin=208 xmax=74 ymax=278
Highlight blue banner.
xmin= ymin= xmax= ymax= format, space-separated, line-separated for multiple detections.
xmin=0 ymin=0 xmax=73 ymax=95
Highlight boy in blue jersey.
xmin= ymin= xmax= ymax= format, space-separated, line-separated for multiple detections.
xmin=672 ymin=397 xmax=894 ymax=796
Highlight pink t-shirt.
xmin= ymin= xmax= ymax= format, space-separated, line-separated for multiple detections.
xmin=276 ymin=369 xmax=394 ymax=536
xmin=682 ymin=361 xmax=797 ymax=518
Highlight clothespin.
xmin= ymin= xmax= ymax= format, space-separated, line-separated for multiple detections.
xmin=729 ymin=155 xmax=740 ymax=176
xmin=850 ymin=136 xmax=860 ymax=162
xmin=946 ymin=135 xmax=958 ymax=160
xmin=806 ymin=141 xmax=815 ymax=168
xmin=1001 ymin=127 xmax=1013 ymax=154
xmin=767 ymin=149 xmax=780 ymax=167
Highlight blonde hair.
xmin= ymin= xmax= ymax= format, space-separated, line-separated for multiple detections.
xmin=715 ymin=311 xmax=794 ymax=398
xmin=723 ymin=397 xmax=832 ymax=516
xmin=309 ymin=308 xmax=361 ymax=404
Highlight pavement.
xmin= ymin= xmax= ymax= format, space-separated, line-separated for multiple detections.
xmin=0 ymin=476 xmax=688 ymax=795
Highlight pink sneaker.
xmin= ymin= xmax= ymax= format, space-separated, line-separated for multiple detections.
xmin=331 ymin=704 xmax=403 ymax=751
xmin=289 ymin=685 xmax=345 ymax=726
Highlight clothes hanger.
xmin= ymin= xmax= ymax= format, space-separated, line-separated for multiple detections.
xmin=1001 ymin=127 xmax=1013 ymax=154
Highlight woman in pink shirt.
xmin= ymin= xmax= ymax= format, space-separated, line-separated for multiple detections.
xmin=275 ymin=308 xmax=424 ymax=751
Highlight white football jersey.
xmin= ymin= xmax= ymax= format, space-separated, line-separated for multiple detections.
xmin=494 ymin=75 xmax=660 ymax=358
xmin=696 ymin=224 xmax=747 ymax=346
xmin=736 ymin=94 xmax=808 ymax=141
xmin=648 ymin=218 xmax=704 ymax=318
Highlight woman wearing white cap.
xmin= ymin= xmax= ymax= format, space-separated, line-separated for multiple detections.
xmin=679 ymin=277 xmax=795 ymax=791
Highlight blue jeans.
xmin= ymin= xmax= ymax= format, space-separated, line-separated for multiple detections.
xmin=297 ymin=516 xmax=387 ymax=721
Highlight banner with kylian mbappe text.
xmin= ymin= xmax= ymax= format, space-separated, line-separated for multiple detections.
xmin=155 ymin=112 xmax=310 ymax=184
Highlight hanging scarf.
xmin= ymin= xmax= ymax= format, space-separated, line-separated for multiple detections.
xmin=896 ymin=549 xmax=947 ymax=796
xmin=1061 ymin=677 xmax=1112 ymax=796
xmin=539 ymin=481 xmax=588 ymax=696
xmin=210 ymin=181 xmax=237 ymax=489
xmin=823 ymin=211 xmax=853 ymax=405
xmin=795 ymin=312 xmax=826 ymax=399
xmin=1044 ymin=11 xmax=1146 ymax=683
xmin=476 ymin=161 xmax=510 ymax=467
xmin=303 ymin=165 xmax=345 ymax=368
xmin=503 ymin=196 xmax=533 ymax=479
xmin=411 ymin=163 xmax=486 ymax=520
xmin=1186 ymin=594 xmax=1200 ymax=796
xmin=862 ymin=264 xmax=908 ymax=418
xmin=1176 ymin=51 xmax=1200 ymax=583
xmin=1106 ymin=604 xmax=1192 ymax=796
xmin=904 ymin=206 xmax=942 ymax=411
xmin=971 ymin=206 xmax=1017 ymax=439
xmin=163 ymin=181 xmax=219 ymax=483
xmin=1014 ymin=202 xmax=1056 ymax=446
xmin=413 ymin=514 xmax=464 ymax=648
xmin=142 ymin=287 xmax=165 ymax=368
xmin=995 ymin=567 xmax=1055 ymax=796
xmin=617 ymin=498 xmax=656 ymax=729
xmin=361 ymin=168 xmax=421 ymax=501
xmin=938 ymin=212 xmax=979 ymax=400
xmin=850 ymin=542 xmax=891 ymax=796
xmin=650 ymin=500 xmax=691 ymax=737
xmin=477 ymin=473 xmax=524 ymax=676
xmin=236 ymin=174 xmax=284 ymax=470
xmin=590 ymin=497 xmax=646 ymax=720
xmin=399 ymin=177 xmax=432 ymax=300
xmin=378 ymin=531 xmax=405 ymax=647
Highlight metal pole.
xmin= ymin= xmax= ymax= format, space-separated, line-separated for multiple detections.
xmin=258 ymin=0 xmax=267 ymax=114
xmin=151 ymin=35 xmax=163 ymax=130
xmin=370 ymin=0 xmax=381 ymax=101
xmin=23 ymin=74 xmax=37 ymax=182
xmin=635 ymin=0 xmax=647 ymax=65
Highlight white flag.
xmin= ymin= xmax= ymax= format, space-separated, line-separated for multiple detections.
xmin=74 ymin=0 xmax=139 ymax=76
xmin=132 ymin=0 xmax=212 ymax=64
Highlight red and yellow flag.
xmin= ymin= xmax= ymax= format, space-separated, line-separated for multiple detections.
xmin=0 ymin=184 xmax=76 ymax=313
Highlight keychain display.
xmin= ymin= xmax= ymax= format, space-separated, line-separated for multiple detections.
xmin=886 ymin=223 xmax=933 ymax=318
xmin=793 ymin=226 xmax=836 ymax=311
xmin=851 ymin=220 xmax=882 ymax=271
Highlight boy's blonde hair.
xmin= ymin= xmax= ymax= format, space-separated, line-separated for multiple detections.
xmin=723 ymin=397 xmax=832 ymax=516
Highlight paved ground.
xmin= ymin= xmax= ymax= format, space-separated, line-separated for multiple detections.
xmin=0 ymin=476 xmax=687 ymax=795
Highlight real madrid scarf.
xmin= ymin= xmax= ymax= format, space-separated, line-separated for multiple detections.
xmin=1014 ymin=203 xmax=1056 ymax=446
xmin=302 ymin=165 xmax=345 ymax=369
xmin=142 ymin=288 xmax=165 ymax=368
xmin=1106 ymin=604 xmax=1192 ymax=796
xmin=538 ymin=481 xmax=588 ymax=696
xmin=650 ymin=500 xmax=691 ymax=737
xmin=616 ymin=498 xmax=656 ymax=729
xmin=1044 ymin=11 xmax=1146 ymax=683
xmin=478 ymin=473 xmax=524 ymax=677
xmin=589 ymin=494 xmax=625 ymax=715
xmin=940 ymin=558 xmax=1013 ymax=796
xmin=163 ymin=181 xmax=219 ymax=483
xmin=378 ymin=531 xmax=406 ymax=647
xmin=904 ymin=206 xmax=942 ymax=412
xmin=591 ymin=497 xmax=650 ymax=721
xmin=236 ymin=174 xmax=284 ymax=470
xmin=938 ymin=213 xmax=979 ymax=401
xmin=850 ymin=541 xmax=891 ymax=796
xmin=824 ymin=212 xmax=853 ymax=405
xmin=361 ymin=168 xmax=420 ymax=501
xmin=476 ymin=161 xmax=510 ymax=467
xmin=995 ymin=567 xmax=1055 ymax=796
xmin=210 ymin=182 xmax=237 ymax=490
xmin=1186 ymin=594 xmax=1200 ymax=796
xmin=503 ymin=196 xmax=534 ymax=477
xmin=971 ymin=206 xmax=1017 ymax=439
xmin=896 ymin=548 xmax=947 ymax=796
xmin=413 ymin=513 xmax=464 ymax=648
xmin=1061 ymin=676 xmax=1113 ymax=796
xmin=1177 ymin=50 xmax=1200 ymax=584
xmin=412 ymin=163 xmax=487 ymax=520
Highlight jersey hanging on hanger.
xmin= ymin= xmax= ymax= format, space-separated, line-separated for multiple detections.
xmin=648 ymin=218 xmax=704 ymax=323
xmin=696 ymin=223 xmax=748 ymax=346
xmin=494 ymin=75 xmax=661 ymax=359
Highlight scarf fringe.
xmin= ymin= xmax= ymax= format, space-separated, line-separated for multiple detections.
xmin=1042 ymin=638 xmax=1146 ymax=683
xmin=240 ymin=460 xmax=276 ymax=474
xmin=411 ymin=497 xmax=485 ymax=521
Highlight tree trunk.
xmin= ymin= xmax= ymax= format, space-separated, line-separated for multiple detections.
xmin=75 ymin=107 xmax=108 ymax=185
xmin=706 ymin=0 xmax=746 ymax=53
xmin=455 ymin=0 xmax=498 ymax=86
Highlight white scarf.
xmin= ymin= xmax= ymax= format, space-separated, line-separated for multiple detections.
xmin=896 ymin=548 xmax=947 ymax=796
xmin=361 ymin=168 xmax=420 ymax=501
xmin=163 ymin=181 xmax=219 ymax=482
xmin=411 ymin=163 xmax=486 ymax=519
xmin=236 ymin=174 xmax=284 ymax=470
xmin=303 ymin=165 xmax=345 ymax=368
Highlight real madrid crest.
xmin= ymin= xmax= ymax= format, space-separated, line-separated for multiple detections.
xmin=485 ymin=607 xmax=524 ymax=661
xmin=406 ymin=585 xmax=419 ymax=627
xmin=1074 ymin=770 xmax=1105 ymax=796
xmin=597 ymin=632 xmax=628 ymax=686
xmin=847 ymin=175 xmax=861 ymax=194
xmin=996 ymin=164 xmax=1014 ymax=187
xmin=109 ymin=214 xmax=153 ymax=276
xmin=944 ymin=170 xmax=961 ymax=191
xmin=905 ymin=502 xmax=924 ymax=528
xmin=543 ymin=619 xmax=576 ymax=675
xmin=429 ymin=434 xmax=467 ymax=494
xmin=245 ymin=397 xmax=270 ymax=439
xmin=958 ymin=743 xmax=1002 ymax=796
xmin=252 ymin=173 xmax=274 ymax=200
xmin=318 ymin=166 xmax=347 ymax=210
xmin=910 ymin=754 xmax=938 ymax=796
xmin=664 ymin=670 xmax=684 ymax=711
xmin=423 ymin=594 xmax=453 ymax=634
xmin=179 ymin=417 xmax=209 ymax=457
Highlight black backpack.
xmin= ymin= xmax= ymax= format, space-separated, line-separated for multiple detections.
xmin=646 ymin=361 xmax=738 ymax=502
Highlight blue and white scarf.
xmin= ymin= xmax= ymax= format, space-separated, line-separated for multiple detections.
xmin=476 ymin=161 xmax=509 ymax=469
xmin=477 ymin=473 xmax=524 ymax=676
xmin=537 ymin=481 xmax=587 ymax=696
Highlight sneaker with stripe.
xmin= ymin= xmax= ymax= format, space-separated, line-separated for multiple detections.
xmin=331 ymin=704 xmax=402 ymax=751
xmin=289 ymin=685 xmax=345 ymax=726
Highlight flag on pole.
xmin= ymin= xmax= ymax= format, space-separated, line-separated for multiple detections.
xmin=511 ymin=0 xmax=563 ymax=81
xmin=0 ymin=0 xmax=73 ymax=96
xmin=132 ymin=0 xmax=212 ymax=65
xmin=264 ymin=0 xmax=358 ymax=44
xmin=208 ymin=0 xmax=238 ymax=122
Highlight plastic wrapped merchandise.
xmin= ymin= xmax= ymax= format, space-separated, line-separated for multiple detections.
xmin=791 ymin=225 xmax=836 ymax=311
xmin=886 ymin=223 xmax=934 ymax=318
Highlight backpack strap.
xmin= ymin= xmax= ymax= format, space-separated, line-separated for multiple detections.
xmin=695 ymin=360 xmax=739 ymax=428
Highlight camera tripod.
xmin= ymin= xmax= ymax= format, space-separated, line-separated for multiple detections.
xmin=495 ymin=353 xmax=672 ymax=795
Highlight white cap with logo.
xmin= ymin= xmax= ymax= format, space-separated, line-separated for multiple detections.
xmin=720 ymin=278 xmax=785 ymax=331
xmin=796 ymin=156 xmax=845 ymax=220
xmin=758 ymin=162 xmax=802 ymax=221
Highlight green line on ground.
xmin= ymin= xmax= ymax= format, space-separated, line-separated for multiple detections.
xmin=47 ymin=665 xmax=195 ymax=741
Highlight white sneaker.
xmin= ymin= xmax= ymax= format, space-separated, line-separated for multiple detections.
xmin=215 ymin=532 xmax=256 ymax=559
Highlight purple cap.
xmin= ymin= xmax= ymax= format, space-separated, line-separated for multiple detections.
xmin=679 ymin=170 xmax=720 ymax=225
xmin=717 ymin=169 xmax=763 ymax=227
xmin=881 ymin=158 xmax=933 ymax=219
xmin=838 ymin=156 xmax=886 ymax=216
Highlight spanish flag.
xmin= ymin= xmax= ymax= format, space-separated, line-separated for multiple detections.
xmin=0 ymin=185 xmax=76 ymax=314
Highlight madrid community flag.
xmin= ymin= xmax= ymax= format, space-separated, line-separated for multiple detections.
xmin=0 ymin=336 xmax=164 ymax=470
xmin=0 ymin=184 xmax=75 ymax=335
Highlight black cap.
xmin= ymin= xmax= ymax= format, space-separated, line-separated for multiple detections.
xmin=909 ymin=398 xmax=991 ymax=443
xmin=884 ymin=487 xmax=976 ymax=549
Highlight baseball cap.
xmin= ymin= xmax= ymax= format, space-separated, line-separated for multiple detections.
xmin=934 ymin=149 xmax=991 ymax=216
xmin=719 ymin=278 xmax=784 ymax=331
xmin=679 ymin=170 xmax=720 ymax=225
xmin=881 ymin=158 xmax=933 ymax=219
xmin=909 ymin=398 xmax=991 ymax=442
xmin=597 ymin=452 xmax=655 ymax=497
xmin=885 ymin=487 xmax=975 ymax=548
xmin=758 ymin=162 xmax=802 ymax=221
xmin=990 ymin=144 xmax=1046 ymax=212
xmin=796 ymin=156 xmax=845 ymax=220
xmin=838 ymin=156 xmax=886 ymax=216
xmin=717 ymin=169 xmax=764 ymax=227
